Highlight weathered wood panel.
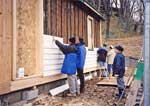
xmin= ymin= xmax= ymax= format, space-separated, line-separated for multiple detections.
xmin=43 ymin=0 xmax=102 ymax=47
xmin=67 ymin=0 xmax=71 ymax=40
xmin=0 ymin=14 xmax=2 ymax=37
xmin=84 ymin=12 xmax=88 ymax=46
xmin=62 ymin=0 xmax=67 ymax=43
xmin=0 ymin=0 xmax=12 ymax=94
xmin=51 ymin=0 xmax=57 ymax=36
xmin=0 ymin=37 xmax=3 ymax=82
xmin=71 ymin=2 xmax=74 ymax=35
xmin=57 ymin=0 xmax=62 ymax=37
xmin=79 ymin=7 xmax=83 ymax=37
xmin=0 ymin=0 xmax=2 ymax=37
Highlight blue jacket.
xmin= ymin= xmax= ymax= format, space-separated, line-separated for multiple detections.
xmin=55 ymin=40 xmax=78 ymax=75
xmin=113 ymin=53 xmax=125 ymax=78
xmin=76 ymin=43 xmax=86 ymax=69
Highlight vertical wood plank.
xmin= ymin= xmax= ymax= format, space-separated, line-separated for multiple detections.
xmin=0 ymin=0 xmax=11 ymax=94
xmin=94 ymin=20 xmax=97 ymax=47
xmin=74 ymin=3 xmax=76 ymax=36
xmin=13 ymin=0 xmax=17 ymax=80
xmin=44 ymin=0 xmax=49 ymax=35
xmin=36 ymin=0 xmax=43 ymax=75
xmin=71 ymin=2 xmax=74 ymax=35
xmin=49 ymin=0 xmax=52 ymax=35
xmin=84 ymin=13 xmax=88 ymax=46
xmin=60 ymin=0 xmax=62 ymax=37
xmin=67 ymin=0 xmax=71 ymax=39
xmin=62 ymin=0 xmax=67 ymax=43
xmin=51 ymin=0 xmax=57 ymax=36
xmin=79 ymin=7 xmax=83 ymax=37
xmin=99 ymin=21 xmax=102 ymax=47
xmin=57 ymin=0 xmax=61 ymax=37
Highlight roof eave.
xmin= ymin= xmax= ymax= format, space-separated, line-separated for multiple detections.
xmin=77 ymin=0 xmax=105 ymax=21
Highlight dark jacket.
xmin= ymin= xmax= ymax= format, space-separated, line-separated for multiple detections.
xmin=113 ymin=53 xmax=125 ymax=78
xmin=76 ymin=43 xmax=86 ymax=69
xmin=55 ymin=40 xmax=78 ymax=75
xmin=97 ymin=47 xmax=108 ymax=62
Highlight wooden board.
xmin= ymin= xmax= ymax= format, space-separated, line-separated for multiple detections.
xmin=0 ymin=0 xmax=12 ymax=95
xmin=0 ymin=37 xmax=3 ymax=82
xmin=0 ymin=13 xmax=2 ymax=37
xmin=96 ymin=76 xmax=133 ymax=87
xmin=0 ymin=82 xmax=10 ymax=95
xmin=125 ymin=80 xmax=142 ymax=106
xmin=16 ymin=0 xmax=39 ymax=76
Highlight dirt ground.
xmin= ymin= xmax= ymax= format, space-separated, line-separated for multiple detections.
xmin=32 ymin=78 xmax=127 ymax=106
xmin=30 ymin=36 xmax=142 ymax=106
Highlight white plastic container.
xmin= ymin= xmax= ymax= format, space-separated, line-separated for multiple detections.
xmin=17 ymin=67 xmax=25 ymax=78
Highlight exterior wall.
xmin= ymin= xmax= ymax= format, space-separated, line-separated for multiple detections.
xmin=44 ymin=0 xmax=101 ymax=47
xmin=0 ymin=0 xmax=102 ymax=95
xmin=0 ymin=0 xmax=13 ymax=94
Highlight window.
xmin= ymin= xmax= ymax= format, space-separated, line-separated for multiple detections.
xmin=87 ymin=16 xmax=94 ymax=50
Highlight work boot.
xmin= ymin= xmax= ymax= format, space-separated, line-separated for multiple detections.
xmin=115 ymin=89 xmax=126 ymax=98
xmin=80 ymin=88 xmax=85 ymax=93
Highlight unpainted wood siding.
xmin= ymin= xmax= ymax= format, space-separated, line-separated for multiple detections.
xmin=44 ymin=0 xmax=101 ymax=48
xmin=0 ymin=0 xmax=13 ymax=94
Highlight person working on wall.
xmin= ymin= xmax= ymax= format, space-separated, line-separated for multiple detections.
xmin=76 ymin=37 xmax=86 ymax=93
xmin=54 ymin=36 xmax=79 ymax=97
xmin=113 ymin=45 xmax=126 ymax=98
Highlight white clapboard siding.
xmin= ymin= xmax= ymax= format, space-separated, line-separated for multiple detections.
xmin=43 ymin=35 xmax=99 ymax=76
xmin=44 ymin=59 xmax=63 ymax=65
xmin=44 ymin=49 xmax=63 ymax=54
xmin=43 ymin=35 xmax=64 ymax=76
xmin=44 ymin=54 xmax=64 ymax=60
xmin=84 ymin=50 xmax=98 ymax=69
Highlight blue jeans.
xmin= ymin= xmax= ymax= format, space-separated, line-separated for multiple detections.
xmin=98 ymin=61 xmax=106 ymax=67
xmin=108 ymin=64 xmax=113 ymax=74
xmin=117 ymin=77 xmax=125 ymax=89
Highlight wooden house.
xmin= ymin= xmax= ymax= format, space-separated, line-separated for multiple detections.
xmin=0 ymin=0 xmax=104 ymax=97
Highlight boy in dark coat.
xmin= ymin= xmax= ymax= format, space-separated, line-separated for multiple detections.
xmin=97 ymin=44 xmax=108 ymax=77
xmin=76 ymin=38 xmax=86 ymax=93
xmin=97 ymin=44 xmax=108 ymax=67
xmin=113 ymin=45 xmax=125 ymax=98
xmin=55 ymin=36 xmax=79 ymax=97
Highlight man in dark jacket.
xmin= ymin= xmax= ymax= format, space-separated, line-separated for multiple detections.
xmin=113 ymin=45 xmax=125 ymax=98
xmin=55 ymin=36 xmax=79 ymax=97
xmin=76 ymin=38 xmax=86 ymax=93
xmin=97 ymin=44 xmax=108 ymax=77
xmin=97 ymin=44 xmax=108 ymax=67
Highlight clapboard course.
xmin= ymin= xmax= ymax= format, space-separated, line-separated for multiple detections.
xmin=43 ymin=35 xmax=99 ymax=76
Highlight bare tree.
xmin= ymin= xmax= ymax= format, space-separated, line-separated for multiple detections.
xmin=113 ymin=0 xmax=144 ymax=33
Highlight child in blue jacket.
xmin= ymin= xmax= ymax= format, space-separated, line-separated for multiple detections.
xmin=113 ymin=45 xmax=125 ymax=98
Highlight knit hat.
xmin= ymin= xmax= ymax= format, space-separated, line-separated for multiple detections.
xmin=69 ymin=36 xmax=76 ymax=44
xmin=79 ymin=37 xmax=85 ymax=44
xmin=115 ymin=45 xmax=124 ymax=52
